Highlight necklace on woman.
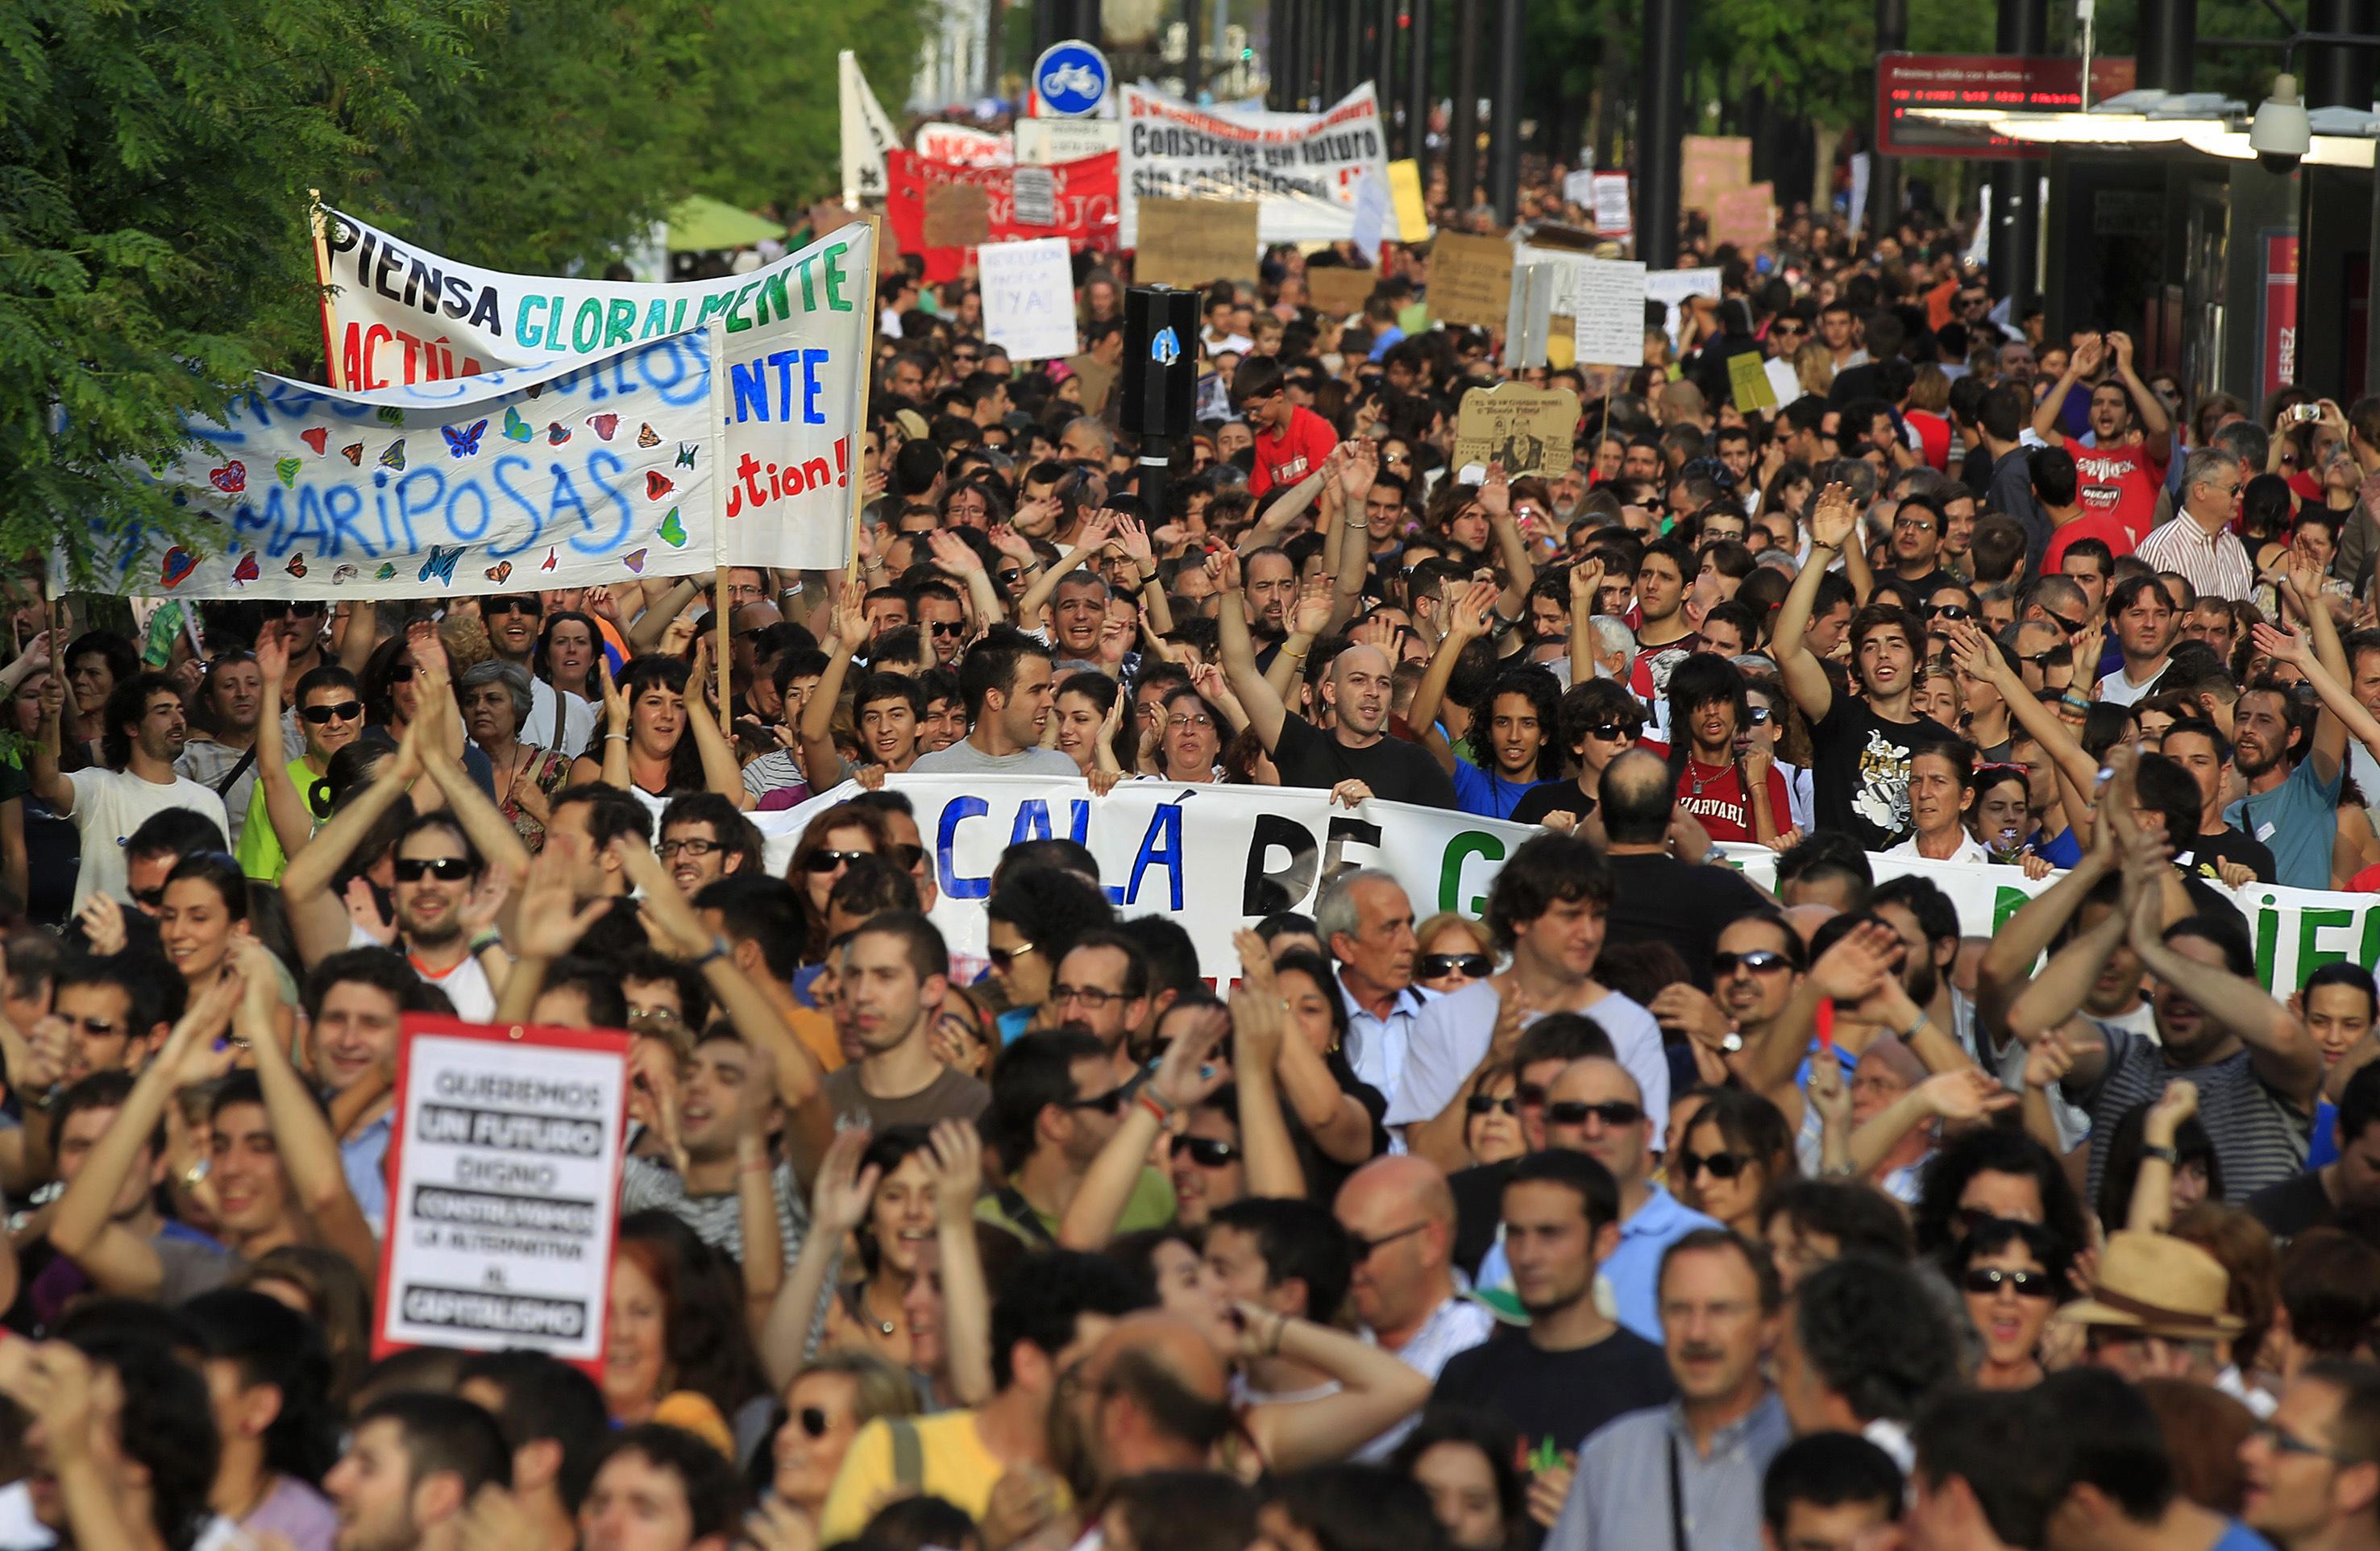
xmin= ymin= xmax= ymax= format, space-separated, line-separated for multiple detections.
xmin=862 ymin=1280 xmax=902 ymax=1337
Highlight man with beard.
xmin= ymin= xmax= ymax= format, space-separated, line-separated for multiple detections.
xmin=980 ymin=1030 xmax=1169 ymax=1243
xmin=2008 ymin=837 xmax=2321 ymax=1202
xmin=2033 ymin=332 xmax=2172 ymax=555
xmin=31 ymin=669 xmax=227 ymax=914
xmin=1547 ymin=1229 xmax=1792 ymax=1551
xmin=2096 ymin=577 xmax=2180 ymax=707
xmin=325 ymin=1394 xmax=512 ymax=1551
xmin=1046 ymin=931 xmax=1151 ymax=1076
xmin=284 ymin=724 xmax=526 ymax=1010
xmin=1240 ymin=547 xmax=1300 ymax=660
xmin=1884 ymin=491 xmax=1958 ymax=599
xmin=480 ymin=594 xmax=594 ymax=757
xmin=1221 ymin=562 xmax=1456 ymax=809
xmin=1774 ymin=483 xmax=1956 ymax=849
xmin=821 ymin=910 xmax=988 ymax=1130
xmin=1649 ymin=912 xmax=1809 ymax=1107
xmin=176 ymin=650 xmax=266 ymax=851
xmin=2230 ymin=596 xmax=2352 ymax=891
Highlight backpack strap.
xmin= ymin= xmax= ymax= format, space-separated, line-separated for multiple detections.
xmin=887 ymin=1416 xmax=924 ymax=1492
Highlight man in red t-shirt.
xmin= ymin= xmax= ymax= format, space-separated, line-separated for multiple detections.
xmin=2032 ymin=330 xmax=2171 ymax=556
xmin=1235 ymin=356 xmax=1340 ymax=498
xmin=1664 ymin=653 xmax=1790 ymax=843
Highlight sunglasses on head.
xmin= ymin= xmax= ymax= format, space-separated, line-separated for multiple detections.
xmin=1169 ymin=1134 xmax=1239 ymax=1167
xmin=1418 ymin=952 xmax=1492 ymax=980
xmin=1466 ymin=1093 xmax=1518 ymax=1117
xmin=1678 ymin=1149 xmax=1753 ymax=1180
xmin=802 ymin=848 xmax=870 ymax=873
xmin=1547 ymin=1099 xmax=1643 ymax=1128
xmin=1713 ymin=949 xmax=1791 ymax=977
xmin=300 ymin=700 xmax=364 ymax=724
xmin=393 ymin=856 xmax=473 ymax=883
xmin=1962 ymin=1267 xmax=2054 ymax=1299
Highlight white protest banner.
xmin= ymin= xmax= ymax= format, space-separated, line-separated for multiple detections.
xmin=1018 ymin=116 xmax=1122 ymax=165
xmin=1349 ymin=168 xmax=1390 ymax=263
xmin=977 ymin=238 xmax=1079 ymax=362
xmin=1572 ymin=257 xmax=1647 ymax=367
xmin=1645 ymin=267 xmax=1723 ymax=347
xmin=312 ymin=214 xmax=877 ymax=574
xmin=841 ymin=51 xmax=903 ymax=207
xmin=1714 ymin=844 xmax=2380 ymax=1000
xmin=375 ymin=1018 xmax=630 ymax=1372
xmin=1592 ymin=173 xmax=1634 ymax=237
xmin=1117 ymin=82 xmax=1389 ymax=247
xmin=1562 ymin=169 xmax=1597 ymax=209
xmin=916 ymin=122 xmax=1015 ymax=164
xmin=318 ymin=209 xmax=874 ymax=391
xmin=757 ymin=775 xmax=1536 ymax=980
xmin=63 ymin=328 xmax=722 ymax=601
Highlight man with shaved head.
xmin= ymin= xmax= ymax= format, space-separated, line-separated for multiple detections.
xmin=1335 ymin=1155 xmax=1495 ymax=1458
xmin=1475 ymin=1056 xmax=1721 ymax=1342
xmin=1219 ymin=566 xmax=1459 ymax=808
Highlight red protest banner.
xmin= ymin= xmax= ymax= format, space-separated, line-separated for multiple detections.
xmin=885 ymin=150 xmax=1120 ymax=284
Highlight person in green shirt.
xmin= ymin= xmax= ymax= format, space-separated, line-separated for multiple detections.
xmin=235 ymin=629 xmax=366 ymax=882
xmin=977 ymin=1029 xmax=1175 ymax=1245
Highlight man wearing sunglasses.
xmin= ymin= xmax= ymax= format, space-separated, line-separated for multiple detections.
xmin=1335 ymin=1155 xmax=1493 ymax=1460
xmin=478 ymin=593 xmax=596 ymax=758
xmin=30 ymin=668 xmax=228 ymax=914
xmin=980 ymin=1029 xmax=1165 ymax=1244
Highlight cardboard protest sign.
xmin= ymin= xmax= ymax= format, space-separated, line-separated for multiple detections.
xmin=1117 ymin=83 xmax=1389 ymax=247
xmin=978 ymin=238 xmax=1078 ymax=361
xmin=375 ymin=1018 xmax=630 ymax=1372
xmin=1453 ymin=384 xmax=1580 ymax=477
xmin=757 ymin=775 xmax=1539 ymax=981
xmin=1712 ymin=181 xmax=1776 ymax=250
xmin=1572 ymin=257 xmax=1648 ymax=367
xmin=883 ymin=151 xmax=1119 ymax=285
xmin=1680 ymin=135 xmax=1751 ymax=213
xmin=923 ymin=182 xmax=993 ymax=250
xmin=1428 ymin=232 xmax=1515 ymax=328
xmin=1133 ymin=197 xmax=1261 ymax=289
xmin=1728 ymin=349 xmax=1778 ymax=411
xmin=1305 ymin=265 xmax=1377 ymax=317
xmin=64 ymin=329 xmax=723 ymax=601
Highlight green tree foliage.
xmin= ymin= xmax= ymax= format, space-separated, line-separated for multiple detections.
xmin=0 ymin=0 xmax=924 ymax=586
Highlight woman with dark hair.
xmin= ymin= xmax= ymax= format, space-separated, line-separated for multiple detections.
xmin=1954 ymin=1217 xmax=2071 ymax=1390
xmin=787 ymin=801 xmax=892 ymax=964
xmin=2099 ymin=1088 xmax=2223 ymax=1234
xmin=155 ymin=852 xmax=299 ymax=1037
xmin=63 ymin=628 xmax=139 ymax=760
xmin=1675 ymin=1087 xmax=1796 ymax=1238
xmin=1149 ymin=677 xmax=1245 ymax=783
xmin=1508 ymin=678 xmax=1647 ymax=829
xmin=608 ymin=1211 xmax=772 ymax=1457
xmin=529 ymin=608 xmax=606 ymax=755
xmin=1911 ymin=1125 xmax=2093 ymax=1261
xmin=1269 ymin=947 xmax=1391 ymax=1184
xmin=570 ymin=652 xmax=746 ymax=825
xmin=1663 ymin=653 xmax=1788 ymax=844
xmin=236 ymin=1244 xmax=374 ymax=1412
xmin=1391 ymin=1408 xmax=1526 ymax=1551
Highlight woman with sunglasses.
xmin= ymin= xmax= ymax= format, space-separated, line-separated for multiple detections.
xmin=1460 ymin=1060 xmax=1526 ymax=1167
xmin=239 ymin=628 xmax=381 ymax=883
xmin=1955 ymin=1218 xmax=2071 ymax=1390
xmin=765 ymin=1351 xmax=919 ymax=1532
xmin=787 ymin=801 xmax=891 ymax=964
xmin=1412 ymin=914 xmax=1495 ymax=996
xmin=458 ymin=660 xmax=572 ymax=854
xmin=1674 ymin=1087 xmax=1797 ymax=1240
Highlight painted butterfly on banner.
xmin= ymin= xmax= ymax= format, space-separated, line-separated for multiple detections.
xmin=442 ymin=420 xmax=488 ymax=459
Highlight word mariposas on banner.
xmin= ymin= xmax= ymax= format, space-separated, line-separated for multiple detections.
xmin=1117 ymin=84 xmax=1389 ymax=247
xmin=65 ymin=330 xmax=724 ymax=603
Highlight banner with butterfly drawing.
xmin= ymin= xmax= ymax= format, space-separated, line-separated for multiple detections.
xmin=57 ymin=326 xmax=725 ymax=602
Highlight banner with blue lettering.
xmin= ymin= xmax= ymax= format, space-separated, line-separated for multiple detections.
xmin=754 ymin=774 xmax=1537 ymax=983
xmin=62 ymin=329 xmax=721 ymax=601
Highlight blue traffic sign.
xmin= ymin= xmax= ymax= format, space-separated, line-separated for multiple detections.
xmin=1150 ymin=326 xmax=1181 ymax=366
xmin=1034 ymin=40 xmax=1111 ymax=118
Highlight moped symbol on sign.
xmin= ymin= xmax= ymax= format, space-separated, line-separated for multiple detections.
xmin=1034 ymin=40 xmax=1111 ymax=118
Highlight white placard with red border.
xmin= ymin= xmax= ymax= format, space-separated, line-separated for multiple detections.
xmin=375 ymin=1016 xmax=631 ymax=1374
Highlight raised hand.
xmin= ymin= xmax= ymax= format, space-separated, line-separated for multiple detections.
xmin=1115 ymin=514 xmax=1156 ymax=570
xmin=1919 ymin=1068 xmax=2019 ymax=1123
xmin=1338 ymin=438 xmax=1378 ymax=503
xmin=1478 ymin=463 xmax=1512 ymax=518
xmin=832 ymin=579 xmax=870 ymax=654
xmin=254 ymin=628 xmax=290 ymax=686
xmin=1292 ymin=574 xmax=1335 ymax=637
xmin=1204 ymin=546 xmax=1242 ymax=594
xmin=1449 ymin=579 xmax=1501 ymax=641
xmin=2107 ymin=330 xmax=2135 ymax=372
xmin=927 ymin=529 xmax=986 ymax=576
xmin=1154 ymin=1002 xmax=1231 ymax=1110
xmin=2024 ymin=1027 xmax=2077 ymax=1090
xmin=1568 ymin=557 xmax=1604 ymax=614
xmin=1811 ymin=919 xmax=1902 ymax=1003
xmin=1809 ymin=483 xmax=1858 ymax=549
xmin=989 ymin=521 xmax=1039 ymax=562
xmin=75 ymin=894 xmax=126 ymax=957
xmin=510 ymin=847 xmax=608 ymax=960
xmin=598 ymin=654 xmax=629 ymax=731
xmin=809 ymin=1126 xmax=882 ymax=1238
xmin=2071 ymin=334 xmax=2106 ymax=378
xmin=2145 ymin=1079 xmax=2199 ymax=1144
xmin=1808 ymin=1047 xmax=1853 ymax=1128
xmin=2253 ymin=620 xmax=2310 ymax=666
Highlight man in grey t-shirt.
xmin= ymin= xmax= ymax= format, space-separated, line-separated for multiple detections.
xmin=908 ymin=628 xmax=1081 ymax=779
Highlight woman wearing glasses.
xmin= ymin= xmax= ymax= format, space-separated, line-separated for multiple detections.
xmin=765 ymin=1351 xmax=918 ymax=1534
xmin=1672 ymin=1086 xmax=1797 ymax=1240
xmin=1460 ymin=1059 xmax=1526 ymax=1167
xmin=1412 ymin=914 xmax=1495 ymax=997
xmin=239 ymin=628 xmax=380 ymax=883
xmin=458 ymin=660 xmax=572 ymax=853
xmin=1954 ymin=1218 xmax=2071 ymax=1390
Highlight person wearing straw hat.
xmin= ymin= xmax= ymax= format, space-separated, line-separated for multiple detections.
xmin=2059 ymin=1230 xmax=2246 ymax=1387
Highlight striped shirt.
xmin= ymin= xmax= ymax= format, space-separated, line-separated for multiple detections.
xmin=2069 ymin=1024 xmax=2310 ymax=1204
xmin=620 ymin=1155 xmax=808 ymax=1266
xmin=2133 ymin=513 xmax=2257 ymax=602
